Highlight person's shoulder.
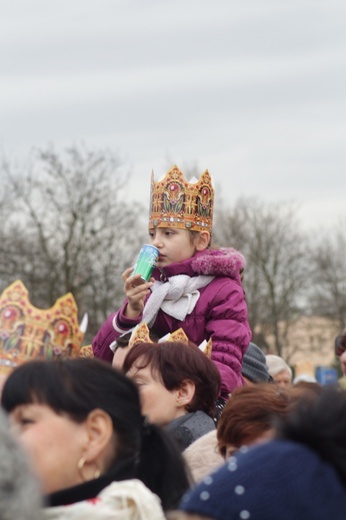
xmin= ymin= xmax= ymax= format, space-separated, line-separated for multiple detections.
xmin=184 ymin=410 xmax=216 ymax=433
xmin=183 ymin=430 xmax=223 ymax=483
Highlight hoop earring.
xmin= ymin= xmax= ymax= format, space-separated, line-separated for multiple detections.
xmin=77 ymin=457 xmax=101 ymax=482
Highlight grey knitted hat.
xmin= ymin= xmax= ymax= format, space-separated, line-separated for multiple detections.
xmin=242 ymin=342 xmax=271 ymax=383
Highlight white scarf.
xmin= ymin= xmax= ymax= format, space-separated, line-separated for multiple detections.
xmin=142 ymin=274 xmax=214 ymax=326
xmin=43 ymin=479 xmax=165 ymax=520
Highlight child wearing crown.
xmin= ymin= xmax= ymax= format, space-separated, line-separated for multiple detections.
xmin=92 ymin=166 xmax=252 ymax=399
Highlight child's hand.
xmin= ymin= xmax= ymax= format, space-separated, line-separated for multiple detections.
xmin=122 ymin=267 xmax=153 ymax=318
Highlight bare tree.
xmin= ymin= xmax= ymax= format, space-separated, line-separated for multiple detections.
xmin=307 ymin=218 xmax=346 ymax=331
xmin=1 ymin=145 xmax=147 ymax=340
xmin=214 ymin=197 xmax=309 ymax=357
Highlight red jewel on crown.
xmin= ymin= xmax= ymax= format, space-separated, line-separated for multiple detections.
xmin=57 ymin=323 xmax=68 ymax=334
xmin=170 ymin=183 xmax=179 ymax=193
xmin=168 ymin=183 xmax=182 ymax=204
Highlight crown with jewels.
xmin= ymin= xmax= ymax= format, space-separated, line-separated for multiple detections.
xmin=0 ymin=280 xmax=88 ymax=374
xmin=128 ymin=322 xmax=212 ymax=357
xmin=149 ymin=165 xmax=214 ymax=232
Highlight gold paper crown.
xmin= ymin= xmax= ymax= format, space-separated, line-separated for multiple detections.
xmin=0 ymin=280 xmax=87 ymax=373
xmin=128 ymin=322 xmax=212 ymax=357
xmin=149 ymin=165 xmax=214 ymax=232
xmin=128 ymin=322 xmax=152 ymax=348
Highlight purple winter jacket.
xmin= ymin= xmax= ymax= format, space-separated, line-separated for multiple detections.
xmin=92 ymin=248 xmax=252 ymax=396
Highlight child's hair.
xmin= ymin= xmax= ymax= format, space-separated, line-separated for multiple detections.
xmin=1 ymin=358 xmax=191 ymax=510
xmin=123 ymin=341 xmax=221 ymax=418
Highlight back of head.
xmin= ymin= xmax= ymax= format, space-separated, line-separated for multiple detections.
xmin=217 ymin=383 xmax=290 ymax=456
xmin=123 ymin=341 xmax=221 ymax=417
xmin=275 ymin=385 xmax=346 ymax=486
xmin=289 ymin=380 xmax=323 ymax=400
xmin=0 ymin=408 xmax=41 ymax=520
xmin=138 ymin=420 xmax=192 ymax=510
xmin=242 ymin=342 xmax=271 ymax=383
xmin=265 ymin=354 xmax=292 ymax=378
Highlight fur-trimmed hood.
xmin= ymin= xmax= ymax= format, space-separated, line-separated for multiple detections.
xmin=192 ymin=248 xmax=245 ymax=277
xmin=153 ymin=247 xmax=245 ymax=280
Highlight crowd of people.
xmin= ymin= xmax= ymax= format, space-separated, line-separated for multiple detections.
xmin=0 ymin=165 xmax=345 ymax=519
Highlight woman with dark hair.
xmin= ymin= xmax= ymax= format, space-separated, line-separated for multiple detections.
xmin=123 ymin=341 xmax=221 ymax=451
xmin=1 ymin=358 xmax=191 ymax=518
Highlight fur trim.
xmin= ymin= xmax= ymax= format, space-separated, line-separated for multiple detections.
xmin=184 ymin=430 xmax=224 ymax=483
xmin=192 ymin=248 xmax=245 ymax=278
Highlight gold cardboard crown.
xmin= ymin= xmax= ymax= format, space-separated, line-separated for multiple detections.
xmin=0 ymin=280 xmax=87 ymax=373
xmin=166 ymin=328 xmax=189 ymax=343
xmin=149 ymin=165 xmax=214 ymax=232
xmin=78 ymin=345 xmax=94 ymax=358
xmin=128 ymin=322 xmax=152 ymax=348
xmin=128 ymin=322 xmax=212 ymax=357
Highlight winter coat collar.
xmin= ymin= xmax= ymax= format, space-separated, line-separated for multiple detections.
xmin=153 ymin=247 xmax=245 ymax=280
xmin=46 ymin=456 xmax=136 ymax=507
xmin=166 ymin=411 xmax=216 ymax=452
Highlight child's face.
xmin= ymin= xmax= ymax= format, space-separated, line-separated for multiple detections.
xmin=149 ymin=227 xmax=197 ymax=267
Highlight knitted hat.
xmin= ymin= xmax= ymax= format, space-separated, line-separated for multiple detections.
xmin=179 ymin=440 xmax=346 ymax=520
xmin=242 ymin=342 xmax=271 ymax=383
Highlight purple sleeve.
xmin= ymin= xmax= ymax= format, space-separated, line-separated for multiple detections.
xmin=206 ymin=280 xmax=252 ymax=396
xmin=92 ymin=300 xmax=142 ymax=362
xmin=92 ymin=313 xmax=117 ymax=362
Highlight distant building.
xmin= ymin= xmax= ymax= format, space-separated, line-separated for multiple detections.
xmin=256 ymin=315 xmax=340 ymax=371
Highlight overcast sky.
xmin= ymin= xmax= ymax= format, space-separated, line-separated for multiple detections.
xmin=1 ymin=0 xmax=345 ymax=230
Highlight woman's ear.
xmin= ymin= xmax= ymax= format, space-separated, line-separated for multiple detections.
xmin=82 ymin=409 xmax=115 ymax=472
xmin=176 ymin=379 xmax=196 ymax=409
xmin=194 ymin=231 xmax=210 ymax=251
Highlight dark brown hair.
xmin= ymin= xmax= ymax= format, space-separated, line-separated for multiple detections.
xmin=123 ymin=341 xmax=220 ymax=418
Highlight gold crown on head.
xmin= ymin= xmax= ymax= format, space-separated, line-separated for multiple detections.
xmin=0 ymin=280 xmax=88 ymax=373
xmin=128 ymin=322 xmax=212 ymax=357
xmin=149 ymin=165 xmax=214 ymax=232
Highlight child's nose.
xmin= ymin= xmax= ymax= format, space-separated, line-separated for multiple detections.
xmin=152 ymin=235 xmax=162 ymax=248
